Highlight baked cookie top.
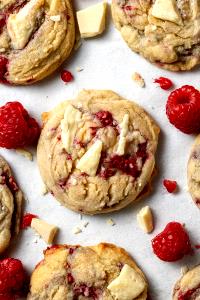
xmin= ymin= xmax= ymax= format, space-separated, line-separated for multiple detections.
xmin=187 ymin=135 xmax=200 ymax=208
xmin=173 ymin=264 xmax=200 ymax=299
xmin=111 ymin=0 xmax=200 ymax=71
xmin=0 ymin=0 xmax=75 ymax=85
xmin=0 ymin=155 xmax=23 ymax=254
xmin=28 ymin=243 xmax=148 ymax=300
xmin=37 ymin=90 xmax=159 ymax=215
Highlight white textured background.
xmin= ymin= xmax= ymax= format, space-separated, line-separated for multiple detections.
xmin=1 ymin=1 xmax=200 ymax=299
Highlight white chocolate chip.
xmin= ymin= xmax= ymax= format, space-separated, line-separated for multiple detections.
xmin=151 ymin=0 xmax=182 ymax=25
xmin=116 ymin=114 xmax=129 ymax=155
xmin=50 ymin=15 xmax=61 ymax=22
xmin=31 ymin=218 xmax=58 ymax=244
xmin=137 ymin=206 xmax=154 ymax=234
xmin=76 ymin=66 xmax=84 ymax=72
xmin=16 ymin=148 xmax=33 ymax=161
xmin=106 ymin=219 xmax=116 ymax=226
xmin=132 ymin=72 xmax=145 ymax=88
xmin=72 ymin=227 xmax=82 ymax=234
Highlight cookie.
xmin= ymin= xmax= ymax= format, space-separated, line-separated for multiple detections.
xmin=187 ymin=135 xmax=200 ymax=208
xmin=0 ymin=0 xmax=75 ymax=85
xmin=37 ymin=90 xmax=159 ymax=214
xmin=111 ymin=0 xmax=200 ymax=71
xmin=28 ymin=243 xmax=148 ymax=300
xmin=173 ymin=264 xmax=200 ymax=299
xmin=0 ymin=155 xmax=23 ymax=254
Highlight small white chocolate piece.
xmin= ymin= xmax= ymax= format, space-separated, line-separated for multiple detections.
xmin=116 ymin=114 xmax=129 ymax=155
xmin=76 ymin=2 xmax=107 ymax=38
xmin=132 ymin=72 xmax=145 ymax=88
xmin=50 ymin=15 xmax=61 ymax=22
xmin=31 ymin=218 xmax=58 ymax=244
xmin=152 ymin=0 xmax=182 ymax=25
xmin=76 ymin=140 xmax=103 ymax=176
xmin=107 ymin=264 xmax=146 ymax=300
xmin=137 ymin=206 xmax=154 ymax=233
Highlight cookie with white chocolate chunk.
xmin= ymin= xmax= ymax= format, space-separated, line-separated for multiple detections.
xmin=112 ymin=0 xmax=200 ymax=71
xmin=28 ymin=243 xmax=148 ymax=300
xmin=37 ymin=90 xmax=159 ymax=215
xmin=0 ymin=155 xmax=23 ymax=254
xmin=0 ymin=0 xmax=75 ymax=85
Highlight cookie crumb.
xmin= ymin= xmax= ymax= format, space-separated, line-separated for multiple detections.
xmin=41 ymin=183 xmax=48 ymax=195
xmin=181 ymin=266 xmax=189 ymax=275
xmin=16 ymin=148 xmax=33 ymax=161
xmin=76 ymin=66 xmax=84 ymax=72
xmin=50 ymin=15 xmax=61 ymax=22
xmin=106 ymin=219 xmax=116 ymax=226
xmin=132 ymin=72 xmax=145 ymax=88
xmin=72 ymin=227 xmax=82 ymax=234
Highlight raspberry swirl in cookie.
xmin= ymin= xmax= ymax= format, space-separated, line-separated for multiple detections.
xmin=0 ymin=0 xmax=75 ymax=84
xmin=112 ymin=0 xmax=200 ymax=71
xmin=37 ymin=90 xmax=159 ymax=214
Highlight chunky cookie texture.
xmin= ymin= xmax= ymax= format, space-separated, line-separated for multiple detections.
xmin=37 ymin=90 xmax=159 ymax=214
xmin=188 ymin=135 xmax=200 ymax=208
xmin=28 ymin=243 xmax=148 ymax=300
xmin=112 ymin=0 xmax=200 ymax=71
xmin=173 ymin=264 xmax=200 ymax=300
xmin=0 ymin=155 xmax=23 ymax=254
xmin=0 ymin=0 xmax=75 ymax=85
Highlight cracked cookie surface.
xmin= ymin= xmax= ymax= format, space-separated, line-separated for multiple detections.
xmin=111 ymin=0 xmax=200 ymax=71
xmin=37 ymin=90 xmax=159 ymax=215
xmin=28 ymin=243 xmax=148 ymax=300
xmin=0 ymin=0 xmax=75 ymax=85
xmin=0 ymin=155 xmax=23 ymax=254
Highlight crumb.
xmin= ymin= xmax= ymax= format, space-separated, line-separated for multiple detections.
xmin=72 ymin=227 xmax=82 ymax=234
xmin=16 ymin=148 xmax=33 ymax=161
xmin=41 ymin=183 xmax=48 ymax=195
xmin=132 ymin=72 xmax=145 ymax=88
xmin=76 ymin=66 xmax=84 ymax=72
xmin=106 ymin=219 xmax=116 ymax=226
xmin=181 ymin=266 xmax=189 ymax=275
xmin=81 ymin=221 xmax=89 ymax=228
xmin=79 ymin=214 xmax=83 ymax=220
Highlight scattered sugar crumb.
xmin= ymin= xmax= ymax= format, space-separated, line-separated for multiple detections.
xmin=81 ymin=221 xmax=89 ymax=228
xmin=41 ymin=183 xmax=48 ymax=195
xmin=76 ymin=66 xmax=84 ymax=72
xmin=181 ymin=266 xmax=188 ymax=275
xmin=50 ymin=15 xmax=61 ymax=22
xmin=33 ymin=238 xmax=38 ymax=244
xmin=132 ymin=72 xmax=145 ymax=88
xmin=72 ymin=227 xmax=82 ymax=234
xmin=106 ymin=219 xmax=116 ymax=226
xmin=16 ymin=148 xmax=33 ymax=161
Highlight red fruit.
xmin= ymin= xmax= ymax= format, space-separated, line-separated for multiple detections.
xmin=21 ymin=213 xmax=38 ymax=229
xmin=0 ymin=258 xmax=27 ymax=298
xmin=163 ymin=179 xmax=177 ymax=193
xmin=95 ymin=111 xmax=114 ymax=127
xmin=0 ymin=101 xmax=40 ymax=149
xmin=166 ymin=85 xmax=200 ymax=134
xmin=152 ymin=222 xmax=192 ymax=262
xmin=0 ymin=56 xmax=8 ymax=83
xmin=60 ymin=70 xmax=74 ymax=83
xmin=154 ymin=77 xmax=173 ymax=90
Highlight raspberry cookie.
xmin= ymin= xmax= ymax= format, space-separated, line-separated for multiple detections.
xmin=111 ymin=0 xmax=200 ymax=71
xmin=0 ymin=0 xmax=75 ymax=85
xmin=187 ymin=135 xmax=200 ymax=208
xmin=28 ymin=243 xmax=148 ymax=300
xmin=173 ymin=264 xmax=200 ymax=299
xmin=37 ymin=90 xmax=159 ymax=214
xmin=0 ymin=155 xmax=23 ymax=253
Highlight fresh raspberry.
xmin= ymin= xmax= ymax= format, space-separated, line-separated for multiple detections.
xmin=0 ymin=258 xmax=27 ymax=299
xmin=154 ymin=77 xmax=173 ymax=90
xmin=0 ymin=101 xmax=40 ymax=149
xmin=95 ymin=111 xmax=114 ymax=127
xmin=163 ymin=179 xmax=177 ymax=193
xmin=166 ymin=85 xmax=200 ymax=134
xmin=152 ymin=222 xmax=192 ymax=262
xmin=60 ymin=70 xmax=74 ymax=83
xmin=0 ymin=56 xmax=8 ymax=83
xmin=21 ymin=213 xmax=38 ymax=229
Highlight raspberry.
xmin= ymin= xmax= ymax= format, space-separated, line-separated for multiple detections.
xmin=0 ymin=101 xmax=40 ymax=149
xmin=154 ymin=77 xmax=173 ymax=90
xmin=0 ymin=56 xmax=8 ymax=83
xmin=163 ymin=179 xmax=177 ymax=193
xmin=166 ymin=85 xmax=200 ymax=134
xmin=60 ymin=70 xmax=74 ymax=83
xmin=95 ymin=111 xmax=114 ymax=127
xmin=151 ymin=222 xmax=192 ymax=262
xmin=0 ymin=258 xmax=27 ymax=298
xmin=21 ymin=213 xmax=38 ymax=229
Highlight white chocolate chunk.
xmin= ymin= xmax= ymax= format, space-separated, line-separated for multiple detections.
xmin=116 ymin=114 xmax=129 ymax=155
xmin=31 ymin=218 xmax=58 ymax=244
xmin=107 ymin=264 xmax=146 ymax=300
xmin=106 ymin=218 xmax=115 ymax=226
xmin=132 ymin=72 xmax=145 ymax=88
xmin=61 ymin=105 xmax=82 ymax=154
xmin=152 ymin=0 xmax=182 ymax=25
xmin=137 ymin=206 xmax=154 ymax=233
xmin=72 ymin=227 xmax=82 ymax=234
xmin=16 ymin=148 xmax=33 ymax=161
xmin=76 ymin=2 xmax=107 ymax=38
xmin=7 ymin=0 xmax=44 ymax=50
xmin=76 ymin=140 xmax=103 ymax=176
xmin=50 ymin=15 xmax=61 ymax=22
